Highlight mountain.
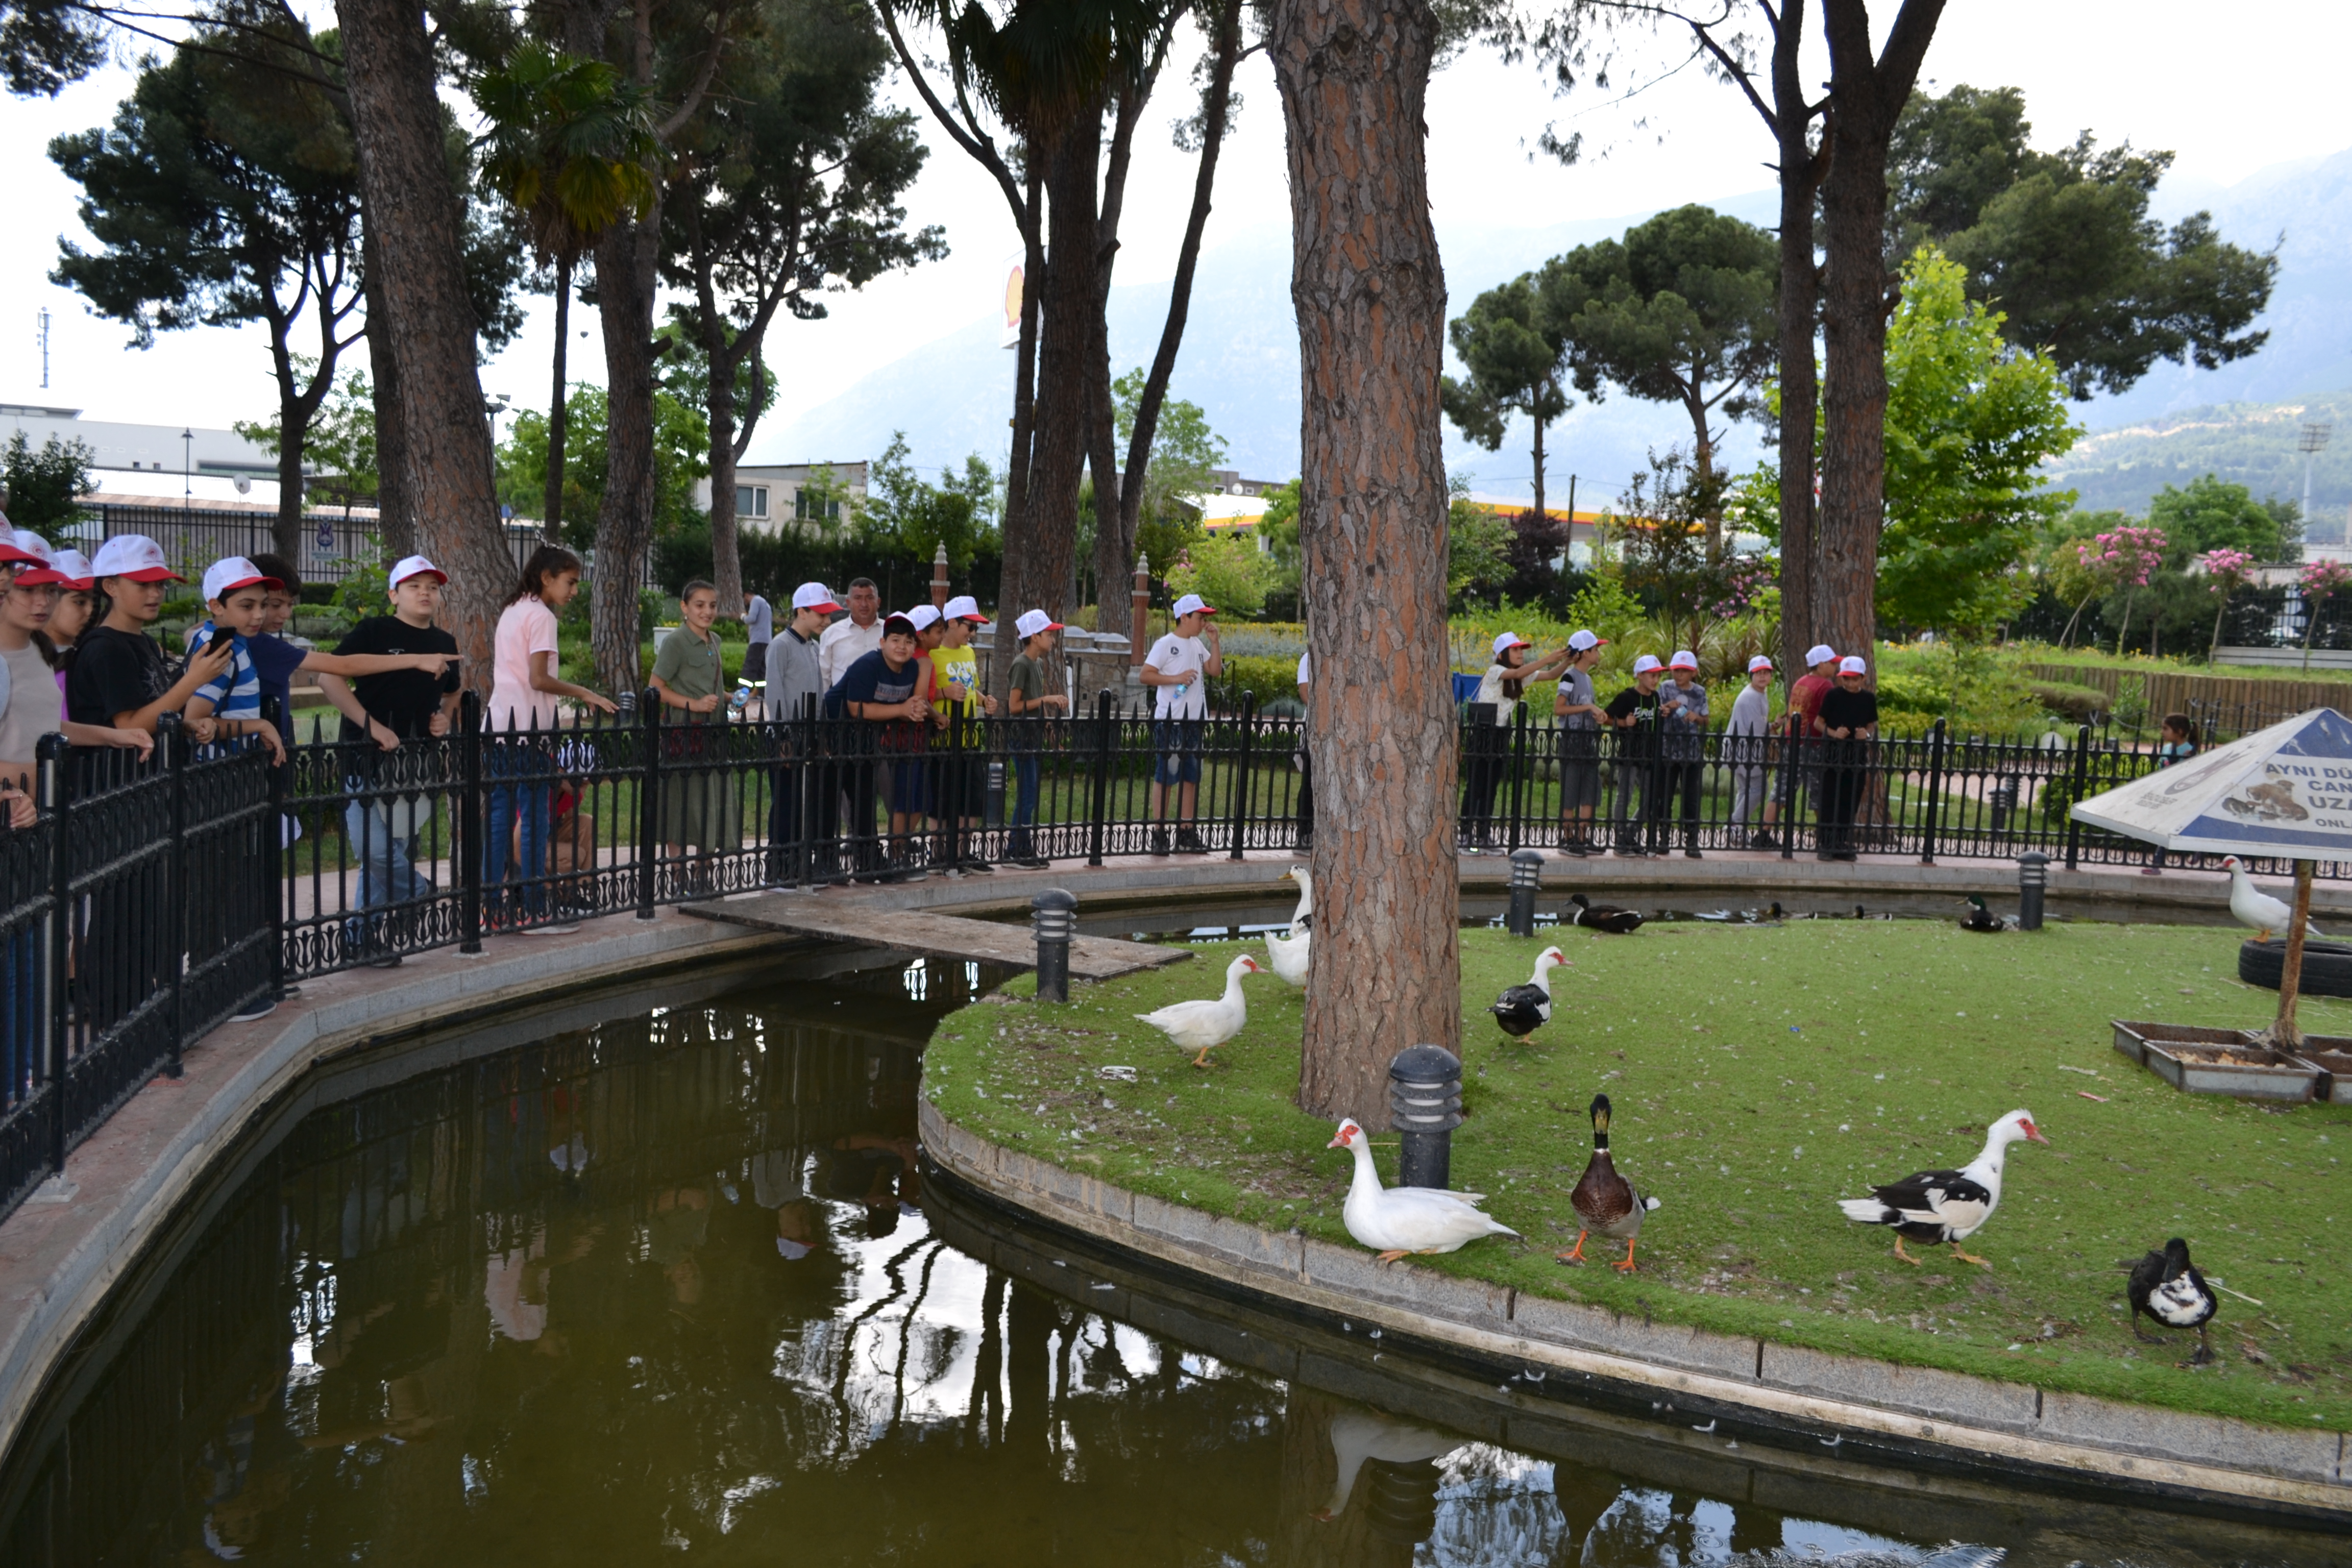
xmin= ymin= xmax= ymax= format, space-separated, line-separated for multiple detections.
xmin=754 ymin=189 xmax=1781 ymax=504
xmin=2044 ymin=389 xmax=2352 ymax=538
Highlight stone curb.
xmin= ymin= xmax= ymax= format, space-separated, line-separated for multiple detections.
xmin=0 ymin=913 xmax=795 ymax=1461
xmin=919 ymin=1098 xmax=2352 ymax=1515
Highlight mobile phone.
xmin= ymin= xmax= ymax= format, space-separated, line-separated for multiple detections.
xmin=205 ymin=628 xmax=236 ymax=658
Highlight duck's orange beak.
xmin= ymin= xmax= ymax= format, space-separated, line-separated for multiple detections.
xmin=2023 ymin=1120 xmax=2049 ymax=1144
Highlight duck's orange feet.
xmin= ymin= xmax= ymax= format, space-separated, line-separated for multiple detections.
xmin=1950 ymin=1244 xmax=1993 ymax=1269
xmin=1612 ymin=1238 xmax=1639 ymax=1273
xmin=1892 ymin=1236 xmax=1923 ymax=1266
xmin=1554 ymin=1232 xmax=1589 ymax=1265
xmin=1374 ymin=1249 xmax=1411 ymax=1264
xmin=1191 ymin=1051 xmax=1212 ymax=1069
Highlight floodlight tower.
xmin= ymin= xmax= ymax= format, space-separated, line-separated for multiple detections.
xmin=2301 ymin=421 xmax=2333 ymax=545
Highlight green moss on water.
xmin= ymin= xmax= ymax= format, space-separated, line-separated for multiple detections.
xmin=924 ymin=921 xmax=2352 ymax=1433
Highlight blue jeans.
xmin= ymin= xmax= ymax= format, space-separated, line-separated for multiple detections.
xmin=483 ymin=741 xmax=550 ymax=917
xmin=1009 ymin=754 xmax=1042 ymax=855
xmin=344 ymin=794 xmax=429 ymax=952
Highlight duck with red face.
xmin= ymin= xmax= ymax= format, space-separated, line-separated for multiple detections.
xmin=1838 ymin=1109 xmax=2049 ymax=1269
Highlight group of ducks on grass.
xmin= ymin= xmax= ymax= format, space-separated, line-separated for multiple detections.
xmin=1131 ymin=867 xmax=2227 ymax=1363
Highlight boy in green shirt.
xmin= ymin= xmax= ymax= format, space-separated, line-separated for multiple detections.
xmin=930 ymin=595 xmax=999 ymax=871
xmin=649 ymin=579 xmax=739 ymax=889
xmin=1004 ymin=608 xmax=1067 ymax=867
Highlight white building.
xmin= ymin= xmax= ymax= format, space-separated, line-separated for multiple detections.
xmin=1 ymin=404 xmax=284 ymax=508
xmin=693 ymin=460 xmax=870 ymax=529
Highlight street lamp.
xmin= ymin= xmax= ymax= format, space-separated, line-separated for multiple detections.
xmin=2301 ymin=421 xmax=2332 ymax=546
xmin=181 ymin=427 xmax=192 ymax=514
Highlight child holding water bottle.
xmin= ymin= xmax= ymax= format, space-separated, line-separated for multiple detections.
xmin=1141 ymin=592 xmax=1221 ymax=854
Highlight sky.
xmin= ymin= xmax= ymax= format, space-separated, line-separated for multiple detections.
xmin=1 ymin=0 xmax=2348 ymax=452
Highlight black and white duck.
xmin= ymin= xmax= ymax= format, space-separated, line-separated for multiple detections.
xmin=1558 ymin=1093 xmax=1660 ymax=1272
xmin=1837 ymin=1109 xmax=2048 ymax=1268
xmin=1566 ymin=893 xmax=1645 ymax=935
xmin=2128 ymin=1237 xmax=2218 ymax=1363
xmin=1958 ymin=895 xmax=2005 ymax=934
xmin=1488 ymin=946 xmax=1567 ymax=1045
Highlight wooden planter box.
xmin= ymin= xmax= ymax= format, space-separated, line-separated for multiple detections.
xmin=2141 ymin=1039 xmax=2320 ymax=1101
xmin=2111 ymin=1020 xmax=2245 ymax=1069
xmin=2292 ymin=1042 xmax=2352 ymax=1106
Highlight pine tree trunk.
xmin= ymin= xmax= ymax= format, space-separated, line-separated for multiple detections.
xmin=1530 ymin=412 xmax=1546 ymax=523
xmin=1273 ymin=0 xmax=1459 ymax=1126
xmin=545 ymin=255 xmax=571 ymax=544
xmin=1769 ymin=6 xmax=1821 ymax=672
xmin=337 ymin=0 xmax=507 ymax=682
xmin=590 ymin=206 xmax=665 ymax=695
xmin=1817 ymin=0 xmax=1944 ymax=673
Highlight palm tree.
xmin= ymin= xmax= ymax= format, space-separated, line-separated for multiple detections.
xmin=474 ymin=44 xmax=658 ymax=542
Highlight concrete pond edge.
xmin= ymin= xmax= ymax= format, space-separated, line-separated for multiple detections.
xmin=918 ymin=1097 xmax=2352 ymax=1519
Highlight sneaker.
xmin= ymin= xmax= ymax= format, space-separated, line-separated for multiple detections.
xmin=525 ymin=920 xmax=581 ymax=935
xmin=1614 ymin=846 xmax=1646 ymax=859
xmin=1174 ymin=828 xmax=1209 ymax=855
xmin=1683 ymin=848 xmax=1703 ymax=860
xmin=1150 ymin=828 xmax=1171 ymax=856
xmin=1009 ymin=854 xmax=1050 ymax=870
xmin=2139 ymin=866 xmax=2163 ymax=876
xmin=230 ymin=996 xmax=278 ymax=1022
xmin=366 ymin=953 xmax=403 ymax=970
xmin=1749 ymin=831 xmax=1777 ymax=850
xmin=960 ymin=857 xmax=995 ymax=874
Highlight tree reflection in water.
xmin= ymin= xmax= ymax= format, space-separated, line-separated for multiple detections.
xmin=0 ymin=963 xmax=2253 ymax=1568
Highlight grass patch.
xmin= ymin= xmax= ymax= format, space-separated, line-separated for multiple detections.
xmin=926 ymin=921 xmax=2352 ymax=1432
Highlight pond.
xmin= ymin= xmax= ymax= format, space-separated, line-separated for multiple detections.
xmin=0 ymin=947 xmax=2339 ymax=1566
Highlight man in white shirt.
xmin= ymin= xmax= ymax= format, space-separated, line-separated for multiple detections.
xmin=818 ymin=577 xmax=883 ymax=691
xmin=1140 ymin=592 xmax=1222 ymax=854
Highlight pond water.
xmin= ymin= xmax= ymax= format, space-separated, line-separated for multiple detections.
xmin=0 ymin=949 xmax=2338 ymax=1566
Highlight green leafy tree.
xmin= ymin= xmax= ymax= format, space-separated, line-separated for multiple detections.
xmin=1444 ymin=475 xmax=1513 ymax=603
xmin=2145 ymin=473 xmax=2299 ymax=563
xmin=1544 ymin=204 xmax=1777 ymax=560
xmin=1 ymin=431 xmax=94 ymax=532
xmin=1604 ymin=448 xmax=1726 ymax=657
xmin=1876 ymin=248 xmax=2081 ymax=636
xmin=1169 ymin=532 xmax=1278 ymax=617
xmin=51 ymin=3 xmax=362 ymax=561
xmin=1440 ymin=274 xmax=1570 ymax=519
xmin=499 ymin=383 xmax=707 ymax=553
xmin=236 ymin=359 xmax=378 ymax=520
xmin=1891 ymin=84 xmax=2276 ymax=400
xmin=1113 ymin=367 xmax=1226 ymax=582
xmin=1257 ymin=477 xmax=1303 ymax=597
xmin=863 ymin=431 xmax=999 ymax=574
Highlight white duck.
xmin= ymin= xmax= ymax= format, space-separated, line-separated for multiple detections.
xmin=1837 ymin=1108 xmax=2049 ymax=1268
xmin=1329 ymin=1117 xmax=1519 ymax=1263
xmin=1137 ymin=953 xmax=1262 ymax=1067
xmin=1265 ymin=866 xmax=1314 ymax=987
xmin=1311 ymin=1409 xmax=1462 ymax=1521
xmin=2223 ymin=855 xmax=2323 ymax=942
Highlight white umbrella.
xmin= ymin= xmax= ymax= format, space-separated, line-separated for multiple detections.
xmin=2070 ymin=706 xmax=2352 ymax=1044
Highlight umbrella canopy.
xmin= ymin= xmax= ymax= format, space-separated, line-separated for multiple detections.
xmin=2070 ymin=707 xmax=2352 ymax=859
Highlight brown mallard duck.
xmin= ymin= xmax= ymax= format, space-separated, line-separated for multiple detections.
xmin=1557 ymin=1093 xmax=1659 ymax=1272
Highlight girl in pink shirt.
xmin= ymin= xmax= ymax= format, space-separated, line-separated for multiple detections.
xmin=483 ymin=548 xmax=616 ymax=928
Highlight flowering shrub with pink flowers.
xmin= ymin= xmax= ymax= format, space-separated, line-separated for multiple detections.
xmin=2071 ymin=525 xmax=2169 ymax=653
xmin=2199 ymin=546 xmax=2258 ymax=664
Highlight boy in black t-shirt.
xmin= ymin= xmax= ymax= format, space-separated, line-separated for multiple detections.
xmin=1605 ymin=654 xmax=1668 ymax=856
xmin=313 ymin=556 xmax=464 ymax=964
xmin=67 ymin=534 xmax=234 ymax=738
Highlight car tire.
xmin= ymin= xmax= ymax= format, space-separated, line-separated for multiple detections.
xmin=2237 ymin=938 xmax=2352 ymax=997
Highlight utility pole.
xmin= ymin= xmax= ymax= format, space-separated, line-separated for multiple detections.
xmin=35 ymin=309 xmax=50 ymax=390
xmin=2301 ymin=421 xmax=2332 ymax=547
xmin=181 ymin=427 xmax=192 ymax=515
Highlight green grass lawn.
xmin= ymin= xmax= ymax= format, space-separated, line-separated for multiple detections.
xmin=923 ymin=920 xmax=2352 ymax=1432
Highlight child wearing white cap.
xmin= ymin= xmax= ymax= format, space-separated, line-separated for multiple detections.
xmin=1004 ymin=608 xmax=1066 ymax=868
xmin=1551 ymin=629 xmax=1609 ymax=856
xmin=1463 ymin=631 xmax=1572 ymax=851
xmin=1658 ymin=650 xmax=1709 ymax=858
xmin=1604 ymin=653 xmax=1669 ymax=855
xmin=1816 ymin=655 xmax=1878 ymax=860
xmin=67 ymin=535 xmax=237 ymax=744
xmin=928 ymin=595 xmax=998 ymax=872
xmin=763 ymin=583 xmax=842 ymax=885
xmin=1727 ymin=654 xmax=1779 ymax=846
xmin=1141 ymin=593 xmax=1222 ymax=853
xmin=1777 ymin=642 xmax=1842 ymax=830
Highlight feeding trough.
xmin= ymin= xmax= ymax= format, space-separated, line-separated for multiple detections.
xmin=2075 ymin=708 xmax=2352 ymax=1067
xmin=2110 ymin=1021 xmax=2349 ymax=1100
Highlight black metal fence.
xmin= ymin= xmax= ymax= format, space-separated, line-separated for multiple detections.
xmin=3 ymin=690 xmax=2345 ymax=1229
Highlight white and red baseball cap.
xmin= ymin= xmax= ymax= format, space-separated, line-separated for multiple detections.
xmin=1839 ymin=655 xmax=1868 ymax=675
xmin=902 ymin=604 xmax=942 ymax=633
xmin=1632 ymin=653 xmax=1664 ymax=675
xmin=1014 ymin=608 xmax=1063 ymax=639
xmin=8 ymin=563 xmax=67 ymax=587
xmin=90 ymin=534 xmax=183 ymax=583
xmin=1566 ymin=629 xmax=1608 ymax=652
xmin=1491 ymin=631 xmax=1531 ymax=659
xmin=1804 ymin=643 xmax=1838 ymax=667
xmin=1171 ymin=592 xmax=1217 ymax=619
xmin=1747 ymin=654 xmax=1775 ymax=674
xmin=0 ymin=532 xmax=47 ymax=568
xmin=201 ymin=556 xmax=283 ymax=603
xmin=12 ymin=530 xmax=52 ymax=561
xmin=791 ymin=581 xmax=842 ymax=614
xmin=46 ymin=550 xmax=94 ymax=591
xmin=942 ymin=594 xmax=989 ymax=624
xmin=1668 ymin=649 xmax=1698 ymax=671
xmin=389 ymin=554 xmax=447 ymax=589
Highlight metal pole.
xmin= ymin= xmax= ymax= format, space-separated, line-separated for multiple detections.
xmin=1227 ymin=691 xmax=1255 ymax=860
xmin=1387 ymin=1045 xmax=1463 ymax=1189
xmin=1031 ymin=888 xmax=1076 ymax=1003
xmin=1505 ymin=703 xmax=1529 ymax=854
xmin=638 ymin=689 xmax=661 ymax=918
xmin=36 ymin=737 xmax=70 ymax=1193
xmin=1919 ymin=717 xmax=1946 ymax=866
xmin=261 ymin=696 xmax=287 ymax=1002
xmin=459 ymin=691 xmax=483 ymax=953
xmin=1087 ymin=689 xmax=1114 ymax=867
xmin=2064 ymin=724 xmax=2090 ymax=872
xmin=162 ymin=714 xmax=186 ymax=1078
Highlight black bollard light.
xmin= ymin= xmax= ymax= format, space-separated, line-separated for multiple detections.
xmin=615 ymin=688 xmax=637 ymax=724
xmin=1388 ymin=1044 xmax=1464 ymax=1189
xmin=986 ymin=757 xmax=1006 ymax=828
xmin=2017 ymin=851 xmax=2048 ymax=932
xmin=1507 ymin=848 xmax=1544 ymax=937
xmin=1032 ymin=888 xmax=1077 ymax=1002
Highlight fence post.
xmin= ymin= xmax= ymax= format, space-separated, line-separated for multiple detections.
xmin=639 ymin=689 xmax=662 ymax=918
xmin=261 ymin=696 xmax=287 ymax=1002
xmin=162 ymin=714 xmax=186 ymax=1078
xmin=1228 ymin=691 xmax=1255 ymax=860
xmin=796 ymin=693 xmax=817 ymax=890
xmin=1505 ymin=703 xmax=1529 ymax=854
xmin=1087 ymin=689 xmax=1114 ymax=868
xmin=1780 ymin=718 xmax=1799 ymax=861
xmin=1919 ymin=717 xmax=1946 ymax=866
xmin=458 ymin=691 xmax=483 ymax=953
xmin=2064 ymin=723 xmax=2090 ymax=871
xmin=35 ymin=736 xmax=71 ymax=1196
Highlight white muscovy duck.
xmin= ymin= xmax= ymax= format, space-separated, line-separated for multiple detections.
xmin=1310 ymin=1409 xmax=1463 ymax=1522
xmin=1136 ymin=953 xmax=1262 ymax=1068
xmin=1487 ymin=946 xmax=1567 ymax=1046
xmin=1265 ymin=866 xmax=1314 ymax=987
xmin=1329 ymin=1117 xmax=1518 ymax=1263
xmin=1837 ymin=1109 xmax=2048 ymax=1268
xmin=2223 ymin=855 xmax=2323 ymax=942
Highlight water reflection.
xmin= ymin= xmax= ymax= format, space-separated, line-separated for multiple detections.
xmin=0 ymin=962 xmax=2339 ymax=1566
